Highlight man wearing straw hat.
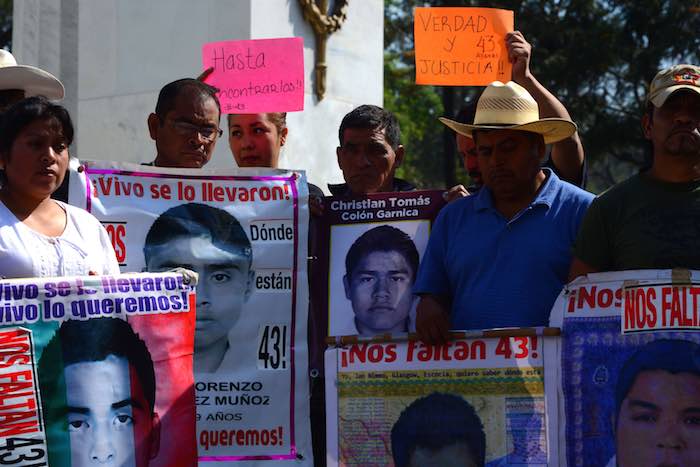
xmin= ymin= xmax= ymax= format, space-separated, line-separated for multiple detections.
xmin=454 ymin=31 xmax=586 ymax=192
xmin=414 ymin=81 xmax=593 ymax=343
xmin=570 ymin=64 xmax=700 ymax=277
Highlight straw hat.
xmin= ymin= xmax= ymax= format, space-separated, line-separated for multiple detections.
xmin=439 ymin=81 xmax=576 ymax=144
xmin=0 ymin=50 xmax=64 ymax=99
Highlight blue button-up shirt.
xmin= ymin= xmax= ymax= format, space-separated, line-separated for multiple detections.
xmin=414 ymin=169 xmax=593 ymax=330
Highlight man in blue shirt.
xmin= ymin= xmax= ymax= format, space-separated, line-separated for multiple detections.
xmin=414 ymin=81 xmax=593 ymax=343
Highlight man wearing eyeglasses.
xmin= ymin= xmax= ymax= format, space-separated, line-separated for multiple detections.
xmin=147 ymin=78 xmax=222 ymax=168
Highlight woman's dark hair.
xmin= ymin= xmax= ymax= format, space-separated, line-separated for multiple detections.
xmin=0 ymin=96 xmax=74 ymax=155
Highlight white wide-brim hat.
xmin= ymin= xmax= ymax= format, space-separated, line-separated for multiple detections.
xmin=439 ymin=81 xmax=576 ymax=145
xmin=0 ymin=50 xmax=64 ymax=99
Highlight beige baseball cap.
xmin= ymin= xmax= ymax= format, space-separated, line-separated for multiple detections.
xmin=647 ymin=64 xmax=700 ymax=107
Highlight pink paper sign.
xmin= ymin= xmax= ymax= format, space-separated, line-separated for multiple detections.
xmin=202 ymin=37 xmax=304 ymax=114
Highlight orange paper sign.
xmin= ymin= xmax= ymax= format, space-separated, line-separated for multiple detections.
xmin=414 ymin=7 xmax=514 ymax=86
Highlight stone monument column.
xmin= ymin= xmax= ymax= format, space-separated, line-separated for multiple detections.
xmin=12 ymin=0 xmax=383 ymax=191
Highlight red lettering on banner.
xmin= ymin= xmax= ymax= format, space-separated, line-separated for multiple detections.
xmin=0 ymin=354 xmax=28 ymax=369
xmin=578 ymin=286 xmax=596 ymax=309
xmin=692 ymin=287 xmax=700 ymax=316
xmin=569 ymin=286 xmax=623 ymax=312
xmin=624 ymin=287 xmax=657 ymax=330
xmin=384 ymin=345 xmax=397 ymax=363
xmin=104 ymin=223 xmax=127 ymax=263
xmin=621 ymin=286 xmax=700 ymax=332
xmin=663 ymin=286 xmax=696 ymax=327
xmin=671 ymin=287 xmax=683 ymax=326
xmin=341 ymin=338 xmax=541 ymax=366
xmin=406 ymin=340 xmax=485 ymax=362
xmin=341 ymin=343 xmax=398 ymax=368
xmin=662 ymin=286 xmax=681 ymax=327
xmin=0 ymin=330 xmax=40 ymax=438
xmin=494 ymin=337 xmax=539 ymax=359
xmin=199 ymin=426 xmax=284 ymax=450
xmin=662 ymin=286 xmax=672 ymax=326
xmin=199 ymin=182 xmax=290 ymax=203
xmin=0 ymin=378 xmax=31 ymax=395
xmin=149 ymin=183 xmax=172 ymax=200
xmin=96 ymin=176 xmax=144 ymax=198
xmin=599 ymin=288 xmax=614 ymax=307
xmin=0 ymin=330 xmax=29 ymax=354
xmin=495 ymin=337 xmax=512 ymax=358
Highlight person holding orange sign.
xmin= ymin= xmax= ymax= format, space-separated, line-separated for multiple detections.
xmin=451 ymin=31 xmax=586 ymax=192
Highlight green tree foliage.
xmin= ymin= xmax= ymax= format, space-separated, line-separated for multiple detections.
xmin=385 ymin=0 xmax=700 ymax=192
xmin=385 ymin=0 xmax=472 ymax=188
xmin=385 ymin=56 xmax=449 ymax=188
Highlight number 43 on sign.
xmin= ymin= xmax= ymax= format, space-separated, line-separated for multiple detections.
xmin=257 ymin=325 xmax=288 ymax=370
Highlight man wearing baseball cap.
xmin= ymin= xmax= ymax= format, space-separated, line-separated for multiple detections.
xmin=570 ymin=64 xmax=700 ymax=278
xmin=0 ymin=49 xmax=64 ymax=110
xmin=414 ymin=81 xmax=593 ymax=343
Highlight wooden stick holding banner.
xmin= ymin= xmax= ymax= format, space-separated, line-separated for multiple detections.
xmin=326 ymin=326 xmax=560 ymax=346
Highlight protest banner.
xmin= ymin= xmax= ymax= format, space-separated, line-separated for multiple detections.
xmin=549 ymin=269 xmax=700 ymax=466
xmin=622 ymin=278 xmax=700 ymax=333
xmin=312 ymin=190 xmax=445 ymax=339
xmin=0 ymin=272 xmax=196 ymax=467
xmin=68 ymin=162 xmax=312 ymax=465
xmin=413 ymin=7 xmax=514 ymax=86
xmin=325 ymin=335 xmax=549 ymax=466
xmin=202 ymin=37 xmax=304 ymax=114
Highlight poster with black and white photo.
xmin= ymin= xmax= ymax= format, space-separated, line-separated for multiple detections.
xmin=313 ymin=191 xmax=445 ymax=339
xmin=69 ymin=161 xmax=312 ymax=465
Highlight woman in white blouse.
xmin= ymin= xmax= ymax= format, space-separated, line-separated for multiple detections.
xmin=0 ymin=96 xmax=119 ymax=278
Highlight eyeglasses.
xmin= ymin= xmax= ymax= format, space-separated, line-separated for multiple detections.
xmin=168 ymin=120 xmax=223 ymax=142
